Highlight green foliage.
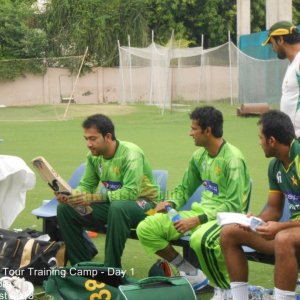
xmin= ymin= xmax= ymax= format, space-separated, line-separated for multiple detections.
xmin=293 ymin=0 xmax=300 ymax=25
xmin=251 ymin=0 xmax=265 ymax=33
xmin=0 ymin=59 xmax=46 ymax=81
xmin=1 ymin=0 xmax=299 ymax=80
xmin=0 ymin=0 xmax=47 ymax=58
xmin=144 ymin=0 xmax=236 ymax=47
xmin=199 ymin=0 xmax=236 ymax=47
xmin=43 ymin=0 xmax=149 ymax=66
xmin=0 ymin=56 xmax=82 ymax=81
xmin=0 ymin=0 xmax=47 ymax=80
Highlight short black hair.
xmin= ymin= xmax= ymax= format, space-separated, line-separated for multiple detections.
xmin=190 ymin=106 xmax=223 ymax=138
xmin=82 ymin=114 xmax=116 ymax=140
xmin=258 ymin=110 xmax=295 ymax=145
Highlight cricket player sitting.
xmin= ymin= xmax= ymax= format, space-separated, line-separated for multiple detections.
xmin=56 ymin=114 xmax=161 ymax=268
xmin=137 ymin=106 xmax=251 ymax=296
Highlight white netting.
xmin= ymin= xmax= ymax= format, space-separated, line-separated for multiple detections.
xmin=237 ymin=49 xmax=287 ymax=105
xmin=119 ymin=42 xmax=176 ymax=110
xmin=0 ymin=37 xmax=287 ymax=117
xmin=119 ymin=39 xmax=286 ymax=109
xmin=119 ymin=41 xmax=239 ymax=109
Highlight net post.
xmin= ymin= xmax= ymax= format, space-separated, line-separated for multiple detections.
xmin=63 ymin=46 xmax=88 ymax=120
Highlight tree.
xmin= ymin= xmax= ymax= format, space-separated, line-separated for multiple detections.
xmin=145 ymin=0 xmax=236 ymax=48
xmin=42 ymin=0 xmax=149 ymax=66
xmin=197 ymin=0 xmax=236 ymax=47
xmin=0 ymin=0 xmax=47 ymax=59
xmin=251 ymin=0 xmax=265 ymax=33
xmin=293 ymin=0 xmax=300 ymax=25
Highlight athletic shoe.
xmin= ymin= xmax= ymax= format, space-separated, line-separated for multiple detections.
xmin=179 ymin=269 xmax=209 ymax=291
xmin=211 ymin=287 xmax=232 ymax=300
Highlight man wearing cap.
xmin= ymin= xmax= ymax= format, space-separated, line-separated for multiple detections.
xmin=263 ymin=21 xmax=300 ymax=139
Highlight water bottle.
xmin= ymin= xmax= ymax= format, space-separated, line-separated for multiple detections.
xmin=263 ymin=288 xmax=273 ymax=300
xmin=248 ymin=285 xmax=264 ymax=300
xmin=166 ymin=205 xmax=190 ymax=235
xmin=166 ymin=205 xmax=181 ymax=222
xmin=248 ymin=285 xmax=273 ymax=300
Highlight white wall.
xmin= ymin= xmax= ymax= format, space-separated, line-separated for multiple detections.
xmin=266 ymin=0 xmax=293 ymax=29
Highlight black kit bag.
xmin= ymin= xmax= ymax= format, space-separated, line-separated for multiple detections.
xmin=0 ymin=228 xmax=66 ymax=285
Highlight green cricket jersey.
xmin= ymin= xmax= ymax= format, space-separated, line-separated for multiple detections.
xmin=170 ymin=141 xmax=250 ymax=224
xmin=76 ymin=140 xmax=160 ymax=202
xmin=268 ymin=139 xmax=300 ymax=220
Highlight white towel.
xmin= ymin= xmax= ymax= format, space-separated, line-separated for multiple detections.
xmin=0 ymin=155 xmax=36 ymax=228
xmin=217 ymin=212 xmax=264 ymax=231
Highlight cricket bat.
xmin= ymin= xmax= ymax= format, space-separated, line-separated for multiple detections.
xmin=31 ymin=156 xmax=95 ymax=216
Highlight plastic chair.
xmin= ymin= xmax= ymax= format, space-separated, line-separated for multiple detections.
xmin=179 ymin=185 xmax=205 ymax=211
xmin=179 ymin=179 xmax=252 ymax=212
xmin=152 ymin=169 xmax=168 ymax=200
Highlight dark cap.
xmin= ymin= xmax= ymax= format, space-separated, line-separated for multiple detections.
xmin=262 ymin=21 xmax=297 ymax=46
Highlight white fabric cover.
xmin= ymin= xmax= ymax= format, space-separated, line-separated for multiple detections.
xmin=0 ymin=155 xmax=36 ymax=228
xmin=217 ymin=212 xmax=264 ymax=231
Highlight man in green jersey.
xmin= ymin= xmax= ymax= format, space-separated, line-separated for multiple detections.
xmin=56 ymin=114 xmax=160 ymax=268
xmin=136 ymin=106 xmax=251 ymax=295
xmin=221 ymin=110 xmax=300 ymax=300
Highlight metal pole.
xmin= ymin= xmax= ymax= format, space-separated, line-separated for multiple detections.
xmin=228 ymin=31 xmax=234 ymax=105
xmin=128 ymin=35 xmax=133 ymax=101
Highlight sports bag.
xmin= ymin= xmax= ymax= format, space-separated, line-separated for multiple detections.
xmin=118 ymin=276 xmax=197 ymax=300
xmin=44 ymin=261 xmax=197 ymax=300
xmin=44 ymin=261 xmax=132 ymax=300
xmin=0 ymin=228 xmax=66 ymax=285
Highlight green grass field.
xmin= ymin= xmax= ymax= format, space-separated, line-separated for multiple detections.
xmin=0 ymin=103 xmax=276 ymax=298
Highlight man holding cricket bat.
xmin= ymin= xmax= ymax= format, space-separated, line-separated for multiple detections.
xmin=56 ymin=114 xmax=160 ymax=268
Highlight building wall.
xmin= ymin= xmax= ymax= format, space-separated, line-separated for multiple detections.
xmin=266 ymin=0 xmax=292 ymax=29
xmin=0 ymin=66 xmax=237 ymax=106
xmin=0 ymin=67 xmax=121 ymax=106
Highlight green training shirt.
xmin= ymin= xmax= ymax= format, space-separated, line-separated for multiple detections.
xmin=268 ymin=139 xmax=300 ymax=220
xmin=169 ymin=141 xmax=250 ymax=224
xmin=76 ymin=140 xmax=160 ymax=202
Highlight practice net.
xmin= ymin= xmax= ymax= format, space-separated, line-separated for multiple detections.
xmin=119 ymin=40 xmax=286 ymax=110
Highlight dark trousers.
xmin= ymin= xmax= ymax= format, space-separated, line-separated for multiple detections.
xmin=57 ymin=200 xmax=155 ymax=268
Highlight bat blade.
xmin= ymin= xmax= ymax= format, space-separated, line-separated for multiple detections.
xmin=32 ymin=156 xmax=93 ymax=215
xmin=32 ymin=156 xmax=72 ymax=194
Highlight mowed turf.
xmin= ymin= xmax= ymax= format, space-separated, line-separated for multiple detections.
xmin=0 ymin=103 xmax=276 ymax=297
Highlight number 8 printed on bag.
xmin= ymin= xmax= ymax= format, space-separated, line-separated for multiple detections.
xmin=85 ymin=279 xmax=112 ymax=300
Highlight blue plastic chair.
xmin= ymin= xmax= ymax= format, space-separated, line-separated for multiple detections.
xmin=179 ymin=179 xmax=252 ymax=212
xmin=179 ymin=185 xmax=205 ymax=211
xmin=152 ymin=169 xmax=168 ymax=200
